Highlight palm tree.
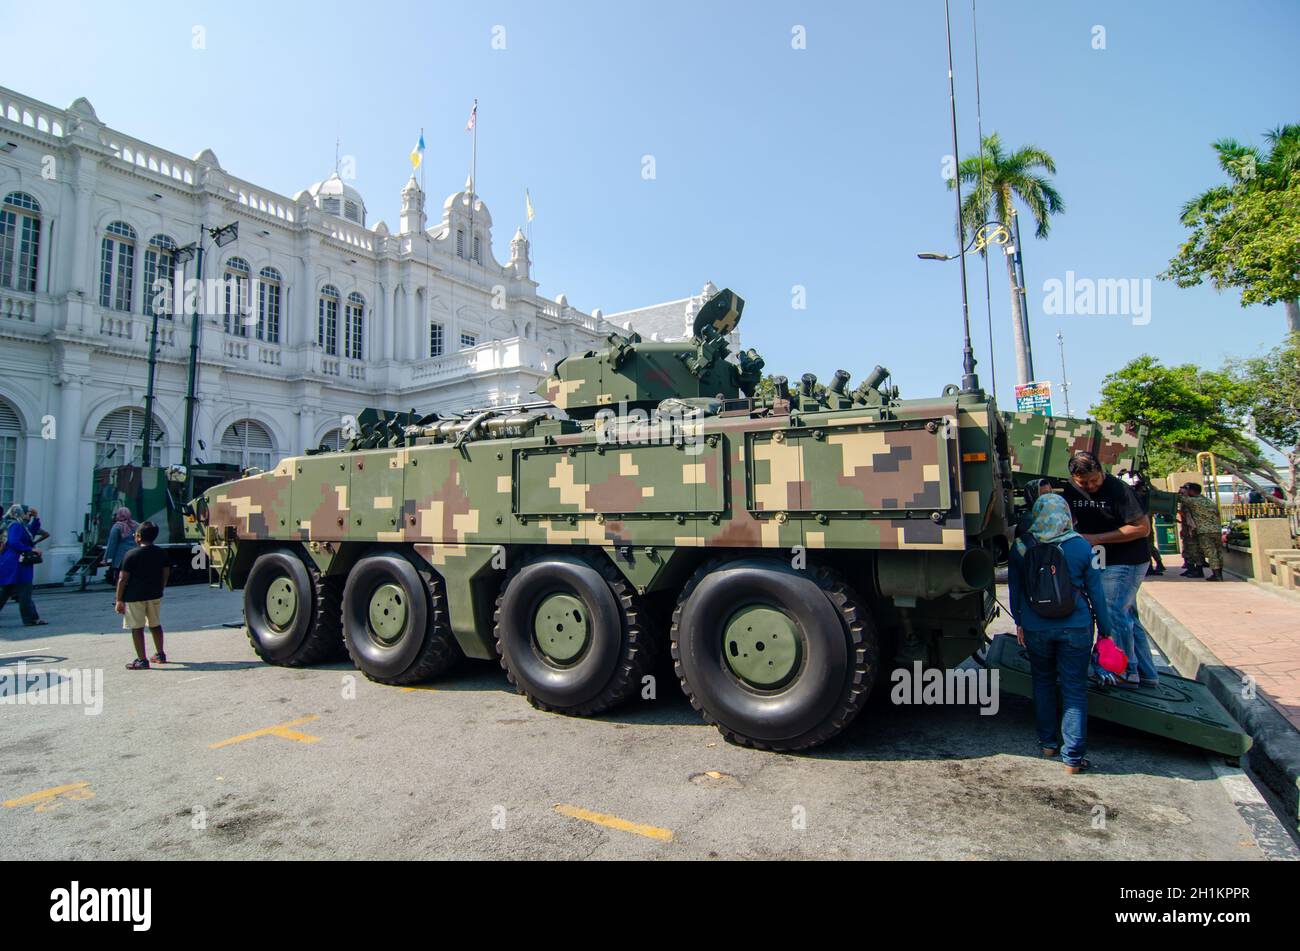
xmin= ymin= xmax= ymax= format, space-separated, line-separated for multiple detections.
xmin=949 ymin=133 xmax=1064 ymax=387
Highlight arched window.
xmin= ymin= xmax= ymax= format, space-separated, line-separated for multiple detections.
xmin=0 ymin=398 xmax=20 ymax=508
xmin=345 ymin=292 xmax=365 ymax=360
xmin=319 ymin=428 xmax=346 ymax=451
xmin=143 ymin=234 xmax=177 ymax=318
xmin=429 ymin=321 xmax=444 ymax=357
xmin=220 ymin=419 xmax=275 ymax=472
xmin=0 ymin=192 xmax=41 ymax=293
xmin=223 ymin=257 xmax=251 ymax=335
xmin=95 ymin=406 xmax=165 ymax=467
xmin=318 ymin=285 xmax=339 ymax=355
xmin=99 ymin=221 xmax=136 ymax=311
xmin=258 ymin=267 xmax=282 ymax=343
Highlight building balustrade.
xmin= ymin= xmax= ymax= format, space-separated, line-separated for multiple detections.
xmin=1 ymin=290 xmax=38 ymax=323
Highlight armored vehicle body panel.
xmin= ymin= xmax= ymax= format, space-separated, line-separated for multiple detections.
xmin=197 ymin=289 xmax=1012 ymax=750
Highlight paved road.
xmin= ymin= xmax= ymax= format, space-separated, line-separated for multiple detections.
xmin=2 ymin=582 xmax=1295 ymax=860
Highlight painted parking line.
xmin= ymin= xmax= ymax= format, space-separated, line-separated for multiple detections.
xmin=209 ymin=714 xmax=321 ymax=750
xmin=4 ymin=781 xmax=95 ymax=812
xmin=400 ymin=685 xmax=437 ymax=693
xmin=553 ymin=803 xmax=674 ymax=842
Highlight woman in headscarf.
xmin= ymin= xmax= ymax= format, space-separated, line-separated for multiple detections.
xmin=0 ymin=504 xmax=47 ymax=625
xmin=102 ymin=506 xmax=138 ymax=584
xmin=1008 ymin=492 xmax=1114 ymax=774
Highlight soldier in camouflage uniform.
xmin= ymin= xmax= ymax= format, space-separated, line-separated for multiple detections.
xmin=1176 ymin=485 xmax=1204 ymax=577
xmin=1178 ymin=483 xmax=1223 ymax=581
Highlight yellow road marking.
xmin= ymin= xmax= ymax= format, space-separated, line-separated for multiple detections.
xmin=400 ymin=686 xmax=437 ymax=693
xmin=4 ymin=781 xmax=94 ymax=810
xmin=209 ymin=714 xmax=321 ymax=749
xmin=553 ymin=803 xmax=673 ymax=842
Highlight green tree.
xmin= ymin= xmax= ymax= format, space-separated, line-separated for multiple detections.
xmin=1164 ymin=126 xmax=1300 ymax=333
xmin=1092 ymin=355 xmax=1291 ymax=498
xmin=1225 ymin=334 xmax=1300 ymax=499
xmin=949 ymin=133 xmax=1064 ymax=387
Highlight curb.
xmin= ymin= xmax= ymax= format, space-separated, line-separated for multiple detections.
xmin=1138 ymin=589 xmax=1300 ymax=827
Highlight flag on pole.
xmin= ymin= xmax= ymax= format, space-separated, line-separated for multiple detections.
xmin=525 ymin=188 xmax=535 ymax=223
xmin=465 ymin=102 xmax=476 ymax=132
xmin=410 ymin=132 xmax=425 ymax=170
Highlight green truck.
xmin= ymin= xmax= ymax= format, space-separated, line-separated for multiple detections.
xmin=192 ymin=288 xmax=1248 ymax=757
xmin=69 ymin=461 xmax=241 ymax=587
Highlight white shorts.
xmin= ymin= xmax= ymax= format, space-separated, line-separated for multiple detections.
xmin=122 ymin=599 xmax=162 ymax=629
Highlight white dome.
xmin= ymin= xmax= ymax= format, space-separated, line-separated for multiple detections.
xmin=305 ymin=172 xmax=367 ymax=225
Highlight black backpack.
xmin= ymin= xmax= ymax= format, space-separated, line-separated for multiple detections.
xmin=1020 ymin=535 xmax=1078 ymax=619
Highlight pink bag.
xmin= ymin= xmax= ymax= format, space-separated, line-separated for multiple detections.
xmin=1095 ymin=637 xmax=1128 ymax=675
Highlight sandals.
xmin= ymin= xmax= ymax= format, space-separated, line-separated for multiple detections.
xmin=150 ymin=652 xmax=167 ymax=664
xmin=125 ymin=658 xmax=150 ymax=670
xmin=1064 ymin=759 xmax=1092 ymax=775
xmin=1040 ymin=747 xmax=1059 ymax=758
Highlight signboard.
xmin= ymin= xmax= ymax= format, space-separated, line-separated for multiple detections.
xmin=1015 ymin=380 xmax=1053 ymax=416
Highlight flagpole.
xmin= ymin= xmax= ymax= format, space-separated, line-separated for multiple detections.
xmin=469 ymin=99 xmax=477 ymax=265
xmin=419 ymin=126 xmax=425 ymax=197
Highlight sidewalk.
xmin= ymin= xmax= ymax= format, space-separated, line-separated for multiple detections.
xmin=1142 ymin=565 xmax=1300 ymax=729
xmin=1138 ymin=555 xmax=1300 ymax=824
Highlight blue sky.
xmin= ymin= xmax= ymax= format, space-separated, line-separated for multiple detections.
xmin=10 ymin=0 xmax=1298 ymax=413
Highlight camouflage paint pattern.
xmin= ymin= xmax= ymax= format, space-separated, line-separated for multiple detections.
xmin=1001 ymin=411 xmax=1146 ymax=480
xmin=205 ymin=397 xmax=1001 ymax=559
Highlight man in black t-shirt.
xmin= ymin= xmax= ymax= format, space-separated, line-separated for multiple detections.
xmin=115 ymin=521 xmax=171 ymax=670
xmin=1061 ymin=452 xmax=1159 ymax=688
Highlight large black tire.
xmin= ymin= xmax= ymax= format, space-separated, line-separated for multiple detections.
xmin=493 ymin=554 xmax=656 ymax=715
xmin=244 ymin=548 xmax=345 ymax=666
xmin=671 ymin=559 xmax=877 ymax=751
xmin=341 ymin=552 xmax=461 ymax=685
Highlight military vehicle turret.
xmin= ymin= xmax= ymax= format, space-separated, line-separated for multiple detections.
xmin=195 ymin=288 xmax=1013 ymax=750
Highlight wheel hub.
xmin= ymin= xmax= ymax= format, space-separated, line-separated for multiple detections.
xmin=368 ymin=582 xmax=408 ymax=644
xmin=723 ymin=604 xmax=800 ymax=688
xmin=533 ymin=593 xmax=590 ymax=664
xmin=265 ymin=577 xmax=298 ymax=630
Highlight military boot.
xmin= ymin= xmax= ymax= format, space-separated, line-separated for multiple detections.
xmin=1181 ymin=566 xmax=1205 ymax=578
xmin=1206 ymin=569 xmax=1224 ymax=582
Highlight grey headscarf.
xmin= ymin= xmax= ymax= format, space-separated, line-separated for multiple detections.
xmin=2 ymin=504 xmax=28 ymax=535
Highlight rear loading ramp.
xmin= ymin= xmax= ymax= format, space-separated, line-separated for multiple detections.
xmin=984 ymin=633 xmax=1252 ymax=758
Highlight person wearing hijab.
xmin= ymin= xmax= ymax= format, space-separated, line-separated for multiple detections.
xmin=1008 ymin=492 xmax=1115 ymax=774
xmin=103 ymin=506 xmax=138 ymax=584
xmin=0 ymin=504 xmax=47 ymax=625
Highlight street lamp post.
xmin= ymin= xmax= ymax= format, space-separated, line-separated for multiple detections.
xmin=140 ymin=296 xmax=162 ymax=467
xmin=174 ymin=221 xmax=238 ymax=470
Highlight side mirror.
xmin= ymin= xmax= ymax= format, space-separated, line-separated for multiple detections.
xmin=166 ymin=464 xmax=188 ymax=484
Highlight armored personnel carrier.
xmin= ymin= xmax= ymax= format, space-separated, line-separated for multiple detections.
xmin=195 ymin=288 xmax=1014 ymax=750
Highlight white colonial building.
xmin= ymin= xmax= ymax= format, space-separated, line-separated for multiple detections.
xmin=0 ymin=86 xmax=728 ymax=582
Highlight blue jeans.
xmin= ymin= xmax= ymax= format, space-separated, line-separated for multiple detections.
xmin=1024 ymin=626 xmax=1092 ymax=766
xmin=1100 ymin=562 xmax=1158 ymax=680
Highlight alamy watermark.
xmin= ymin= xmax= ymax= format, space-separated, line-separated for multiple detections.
xmin=890 ymin=661 xmax=1000 ymax=715
xmin=0 ymin=663 xmax=103 ymax=715
xmin=1042 ymin=271 xmax=1152 ymax=326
